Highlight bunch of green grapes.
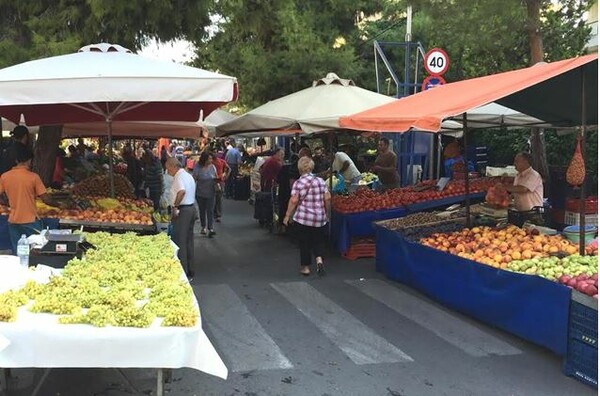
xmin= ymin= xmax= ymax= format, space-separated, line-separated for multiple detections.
xmin=161 ymin=307 xmax=198 ymax=327
xmin=147 ymin=281 xmax=194 ymax=317
xmin=84 ymin=305 xmax=117 ymax=327
xmin=111 ymin=280 xmax=147 ymax=300
xmin=0 ymin=289 xmax=29 ymax=306
xmin=0 ymin=289 xmax=29 ymax=322
xmin=113 ymin=304 xmax=155 ymax=328
xmin=0 ymin=305 xmax=17 ymax=322
xmin=22 ymin=280 xmax=44 ymax=299
xmin=29 ymin=295 xmax=80 ymax=315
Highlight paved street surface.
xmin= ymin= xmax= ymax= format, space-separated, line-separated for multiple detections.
xmin=4 ymin=200 xmax=595 ymax=396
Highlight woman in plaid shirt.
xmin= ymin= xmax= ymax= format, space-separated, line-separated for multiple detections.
xmin=283 ymin=157 xmax=331 ymax=276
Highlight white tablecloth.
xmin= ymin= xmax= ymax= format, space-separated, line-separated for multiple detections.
xmin=0 ymin=259 xmax=228 ymax=380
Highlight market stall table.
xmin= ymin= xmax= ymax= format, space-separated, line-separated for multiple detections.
xmin=374 ymin=224 xmax=571 ymax=355
xmin=0 ymin=258 xmax=228 ymax=396
xmin=331 ymin=192 xmax=485 ymax=255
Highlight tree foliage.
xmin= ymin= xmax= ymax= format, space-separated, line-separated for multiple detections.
xmin=0 ymin=0 xmax=212 ymax=68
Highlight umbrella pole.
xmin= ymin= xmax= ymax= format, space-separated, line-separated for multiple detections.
xmin=463 ymin=113 xmax=471 ymax=227
xmin=107 ymin=117 xmax=115 ymax=198
xmin=579 ymin=69 xmax=587 ymax=256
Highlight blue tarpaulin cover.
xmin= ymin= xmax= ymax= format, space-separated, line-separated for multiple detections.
xmin=374 ymin=224 xmax=570 ymax=356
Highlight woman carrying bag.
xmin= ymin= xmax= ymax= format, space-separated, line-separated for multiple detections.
xmin=283 ymin=157 xmax=331 ymax=276
xmin=193 ymin=152 xmax=219 ymax=237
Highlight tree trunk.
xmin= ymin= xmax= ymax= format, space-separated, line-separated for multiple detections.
xmin=32 ymin=125 xmax=63 ymax=186
xmin=525 ymin=0 xmax=549 ymax=184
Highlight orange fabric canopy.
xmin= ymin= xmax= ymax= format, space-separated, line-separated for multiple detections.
xmin=340 ymin=54 xmax=598 ymax=133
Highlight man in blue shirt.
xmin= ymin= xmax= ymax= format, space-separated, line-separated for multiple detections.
xmin=224 ymin=144 xmax=244 ymax=198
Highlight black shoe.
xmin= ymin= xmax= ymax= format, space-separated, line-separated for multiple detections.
xmin=186 ymin=270 xmax=195 ymax=282
xmin=215 ymin=217 xmax=221 ymax=223
xmin=208 ymin=230 xmax=216 ymax=238
xmin=316 ymin=262 xmax=325 ymax=276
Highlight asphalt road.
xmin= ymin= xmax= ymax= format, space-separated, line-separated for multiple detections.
xmin=3 ymin=199 xmax=595 ymax=396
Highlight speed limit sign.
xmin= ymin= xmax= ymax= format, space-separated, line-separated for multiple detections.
xmin=424 ymin=48 xmax=449 ymax=76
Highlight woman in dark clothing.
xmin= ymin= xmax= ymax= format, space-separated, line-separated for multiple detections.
xmin=193 ymin=152 xmax=218 ymax=237
xmin=160 ymin=146 xmax=168 ymax=170
xmin=123 ymin=147 xmax=143 ymax=198
xmin=142 ymin=150 xmax=163 ymax=210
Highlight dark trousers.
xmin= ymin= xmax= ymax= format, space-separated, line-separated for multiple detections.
xmin=225 ymin=164 xmax=238 ymax=198
xmin=197 ymin=195 xmax=216 ymax=230
xmin=149 ymin=189 xmax=161 ymax=211
xmin=295 ymin=223 xmax=327 ymax=266
xmin=8 ymin=220 xmax=42 ymax=255
xmin=214 ymin=188 xmax=223 ymax=218
xmin=171 ymin=205 xmax=197 ymax=275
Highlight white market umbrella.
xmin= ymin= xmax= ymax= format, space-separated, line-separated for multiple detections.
xmin=60 ymin=118 xmax=203 ymax=139
xmin=201 ymin=109 xmax=239 ymax=137
xmin=216 ymin=72 xmax=396 ymax=137
xmin=0 ymin=43 xmax=238 ymax=195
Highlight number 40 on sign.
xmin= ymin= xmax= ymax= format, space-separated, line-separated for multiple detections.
xmin=424 ymin=48 xmax=450 ymax=76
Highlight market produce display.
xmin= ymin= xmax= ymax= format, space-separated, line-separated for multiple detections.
xmin=73 ymin=174 xmax=135 ymax=199
xmin=420 ymin=225 xmax=585 ymax=268
xmin=507 ymin=255 xmax=598 ymax=297
xmin=0 ymin=232 xmax=198 ymax=327
xmin=357 ymin=172 xmax=378 ymax=185
xmin=35 ymin=196 xmax=154 ymax=225
xmin=333 ymin=177 xmax=497 ymax=214
xmin=485 ymin=183 xmax=510 ymax=209
xmin=566 ymin=135 xmax=585 ymax=187
xmin=378 ymin=211 xmax=464 ymax=231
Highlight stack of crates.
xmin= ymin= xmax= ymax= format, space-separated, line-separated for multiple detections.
xmin=563 ymin=291 xmax=598 ymax=388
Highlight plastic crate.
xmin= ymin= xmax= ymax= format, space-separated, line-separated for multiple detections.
xmin=566 ymin=197 xmax=598 ymax=214
xmin=342 ymin=239 xmax=376 ymax=260
xmin=569 ymin=298 xmax=598 ymax=348
xmin=564 ymin=211 xmax=598 ymax=226
xmin=563 ymin=339 xmax=598 ymax=388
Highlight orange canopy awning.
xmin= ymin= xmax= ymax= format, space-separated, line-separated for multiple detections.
xmin=340 ymin=54 xmax=598 ymax=133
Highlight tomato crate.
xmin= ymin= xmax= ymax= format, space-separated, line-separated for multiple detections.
xmin=563 ymin=339 xmax=598 ymax=388
xmin=568 ymin=292 xmax=598 ymax=348
xmin=342 ymin=239 xmax=376 ymax=260
xmin=564 ymin=211 xmax=598 ymax=226
xmin=566 ymin=197 xmax=598 ymax=214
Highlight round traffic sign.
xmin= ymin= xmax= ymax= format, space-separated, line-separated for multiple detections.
xmin=424 ymin=48 xmax=450 ymax=76
xmin=422 ymin=75 xmax=446 ymax=91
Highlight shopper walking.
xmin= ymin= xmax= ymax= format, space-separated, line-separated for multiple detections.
xmin=212 ymin=153 xmax=230 ymax=222
xmin=165 ymin=157 xmax=197 ymax=280
xmin=193 ymin=152 xmax=218 ymax=237
xmin=283 ymin=157 xmax=331 ymax=276
xmin=142 ymin=150 xmax=163 ymax=210
xmin=224 ymin=143 xmax=243 ymax=199
xmin=0 ymin=147 xmax=47 ymax=254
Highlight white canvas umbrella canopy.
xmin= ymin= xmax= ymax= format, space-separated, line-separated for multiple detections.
xmin=0 ymin=43 xmax=237 ymax=195
xmin=201 ymin=109 xmax=239 ymax=136
xmin=216 ymin=73 xmax=396 ymax=137
xmin=60 ymin=119 xmax=203 ymax=139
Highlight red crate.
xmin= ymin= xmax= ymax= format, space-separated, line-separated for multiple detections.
xmin=566 ymin=197 xmax=598 ymax=214
xmin=342 ymin=239 xmax=376 ymax=260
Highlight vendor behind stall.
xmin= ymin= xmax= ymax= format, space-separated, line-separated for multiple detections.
xmin=504 ymin=152 xmax=543 ymax=211
xmin=0 ymin=147 xmax=47 ymax=254
xmin=443 ymin=140 xmax=474 ymax=178
xmin=331 ymin=147 xmax=361 ymax=184
xmin=372 ymin=137 xmax=400 ymax=190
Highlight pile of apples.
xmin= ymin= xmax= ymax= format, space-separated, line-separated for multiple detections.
xmin=333 ymin=177 xmax=499 ymax=214
xmin=420 ymin=225 xmax=583 ymax=269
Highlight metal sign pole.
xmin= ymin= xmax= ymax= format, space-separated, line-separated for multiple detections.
xmin=463 ymin=113 xmax=471 ymax=227
xmin=579 ymin=69 xmax=587 ymax=255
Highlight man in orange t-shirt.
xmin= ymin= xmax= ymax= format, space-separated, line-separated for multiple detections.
xmin=0 ymin=148 xmax=47 ymax=254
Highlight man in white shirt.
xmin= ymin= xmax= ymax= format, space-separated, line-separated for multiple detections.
xmin=166 ymin=157 xmax=198 ymax=280
xmin=331 ymin=149 xmax=361 ymax=184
